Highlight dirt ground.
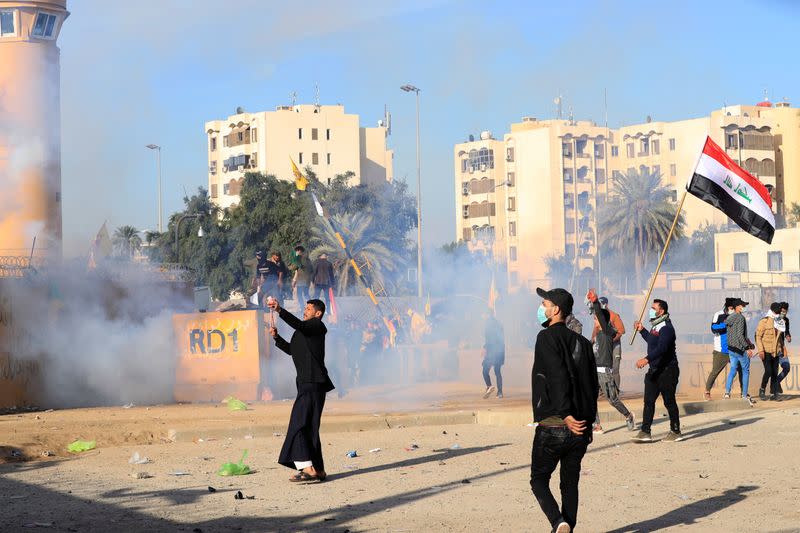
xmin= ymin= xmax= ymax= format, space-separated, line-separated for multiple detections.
xmin=2 ymin=397 xmax=800 ymax=532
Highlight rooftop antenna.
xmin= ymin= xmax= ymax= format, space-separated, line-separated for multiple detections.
xmin=554 ymin=90 xmax=563 ymax=120
xmin=384 ymin=104 xmax=392 ymax=137
xmin=763 ymin=87 xmax=769 ymax=103
xmin=289 ymin=91 xmax=297 ymax=107
xmin=314 ymin=83 xmax=320 ymax=109
xmin=568 ymin=104 xmax=574 ymax=125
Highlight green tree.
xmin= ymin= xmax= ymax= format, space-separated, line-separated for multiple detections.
xmin=599 ymin=169 xmax=686 ymax=288
xmin=310 ymin=212 xmax=395 ymax=295
xmin=788 ymin=202 xmax=800 ymax=227
xmin=112 ymin=225 xmax=141 ymax=257
xmin=544 ymin=253 xmax=574 ymax=289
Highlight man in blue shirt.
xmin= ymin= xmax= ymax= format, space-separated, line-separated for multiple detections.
xmin=704 ymin=298 xmax=735 ymax=400
xmin=631 ymin=298 xmax=682 ymax=442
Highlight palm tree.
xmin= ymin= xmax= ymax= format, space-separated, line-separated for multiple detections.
xmin=544 ymin=253 xmax=573 ymax=289
xmin=113 ymin=225 xmax=142 ymax=258
xmin=310 ymin=212 xmax=395 ymax=295
xmin=599 ymin=169 xmax=685 ymax=288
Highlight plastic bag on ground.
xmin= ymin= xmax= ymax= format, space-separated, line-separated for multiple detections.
xmin=222 ymin=396 xmax=248 ymax=411
xmin=218 ymin=450 xmax=252 ymax=476
xmin=67 ymin=440 xmax=96 ymax=453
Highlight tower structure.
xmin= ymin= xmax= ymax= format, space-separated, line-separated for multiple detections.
xmin=0 ymin=0 xmax=69 ymax=260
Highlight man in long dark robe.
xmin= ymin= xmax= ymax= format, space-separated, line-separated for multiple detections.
xmin=268 ymin=298 xmax=334 ymax=482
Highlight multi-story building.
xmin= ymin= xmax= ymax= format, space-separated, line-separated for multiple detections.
xmin=205 ymin=104 xmax=393 ymax=209
xmin=455 ymin=98 xmax=800 ymax=291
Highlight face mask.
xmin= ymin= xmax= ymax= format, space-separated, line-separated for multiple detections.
xmin=781 ymin=311 xmax=787 ymax=317
xmin=648 ymin=309 xmax=657 ymax=320
xmin=537 ymin=304 xmax=550 ymax=327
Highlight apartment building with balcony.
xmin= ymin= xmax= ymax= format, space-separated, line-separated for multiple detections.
xmin=205 ymin=104 xmax=393 ymax=209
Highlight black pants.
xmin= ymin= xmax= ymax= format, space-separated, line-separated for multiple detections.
xmin=530 ymin=426 xmax=589 ymax=530
xmin=641 ymin=365 xmax=680 ymax=434
xmin=760 ymin=353 xmax=780 ymax=394
xmin=482 ymin=359 xmax=503 ymax=393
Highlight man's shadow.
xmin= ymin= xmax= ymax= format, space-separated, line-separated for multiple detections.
xmin=605 ymin=485 xmax=758 ymax=532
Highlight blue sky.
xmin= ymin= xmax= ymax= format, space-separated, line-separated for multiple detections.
xmin=59 ymin=0 xmax=799 ymax=255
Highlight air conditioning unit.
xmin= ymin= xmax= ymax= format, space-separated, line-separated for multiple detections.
xmin=462 ymin=186 xmax=469 ymax=196
xmin=462 ymin=208 xmax=470 ymax=218
xmin=222 ymin=166 xmax=228 ymax=173
xmin=469 ymin=167 xmax=474 ymax=174
xmin=480 ymin=163 xmax=487 ymax=171
xmin=238 ymin=165 xmax=244 ymax=170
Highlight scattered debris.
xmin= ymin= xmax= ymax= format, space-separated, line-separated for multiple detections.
xmin=222 ymin=396 xmax=248 ymax=411
xmin=438 ymin=461 xmax=446 ymax=466
xmin=323 ymin=518 xmax=335 ymax=522
xmin=207 ymin=486 xmax=217 ymax=493
xmin=734 ymin=444 xmax=748 ymax=448
xmin=23 ymin=522 xmax=53 ymax=528
xmin=678 ymin=494 xmax=690 ymax=500
xmin=699 ymin=474 xmax=710 ymax=479
xmin=234 ymin=491 xmax=244 ymax=500
xmin=272 ymin=433 xmax=283 ymax=437
xmin=461 ymin=479 xmax=471 ymax=484
xmin=449 ymin=444 xmax=461 ymax=450
xmin=67 ymin=440 xmax=96 ymax=453
xmin=167 ymin=429 xmax=177 ymax=442
xmin=369 ymin=448 xmax=381 ymax=453
xmin=218 ymin=450 xmax=252 ymax=476
xmin=129 ymin=452 xmax=150 ymax=465
xmin=499 ymin=462 xmax=509 ymax=465
xmin=131 ymin=472 xmax=152 ymax=479
xmin=168 ymin=471 xmax=191 ymax=476
xmin=346 ymin=450 xmax=358 ymax=458
xmin=405 ymin=444 xmax=419 ymax=452
xmin=244 ymin=435 xmax=254 ymax=440
xmin=442 ymin=431 xmax=447 ymax=435
xmin=122 ymin=403 xmax=135 ymax=409
xmin=40 ymin=451 xmax=55 ymax=457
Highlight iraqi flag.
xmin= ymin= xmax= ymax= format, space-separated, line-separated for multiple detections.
xmin=687 ymin=137 xmax=776 ymax=244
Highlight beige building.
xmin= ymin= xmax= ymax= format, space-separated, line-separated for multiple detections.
xmin=456 ymin=99 xmax=800 ymax=291
xmin=206 ymin=104 xmax=393 ymax=209
xmin=0 ymin=0 xmax=68 ymax=260
xmin=715 ymin=227 xmax=800 ymax=274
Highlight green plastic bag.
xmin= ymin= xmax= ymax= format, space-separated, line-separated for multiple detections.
xmin=218 ymin=450 xmax=252 ymax=476
xmin=67 ymin=440 xmax=96 ymax=453
xmin=223 ymin=396 xmax=248 ymax=411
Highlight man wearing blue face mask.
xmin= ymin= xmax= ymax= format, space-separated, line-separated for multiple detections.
xmin=530 ymin=287 xmax=598 ymax=533
xmin=631 ymin=298 xmax=682 ymax=442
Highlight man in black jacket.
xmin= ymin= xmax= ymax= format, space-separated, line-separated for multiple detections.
xmin=268 ymin=298 xmax=334 ymax=482
xmin=531 ymin=287 xmax=598 ymax=533
xmin=632 ymin=298 xmax=682 ymax=442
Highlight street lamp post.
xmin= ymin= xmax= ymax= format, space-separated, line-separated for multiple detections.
xmin=174 ymin=214 xmax=203 ymax=265
xmin=145 ymin=144 xmax=163 ymax=233
xmin=400 ymin=84 xmax=423 ymax=298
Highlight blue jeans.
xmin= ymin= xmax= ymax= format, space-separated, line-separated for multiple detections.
xmin=726 ymin=352 xmax=750 ymax=397
xmin=777 ymin=356 xmax=791 ymax=383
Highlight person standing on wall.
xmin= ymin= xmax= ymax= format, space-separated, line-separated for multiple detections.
xmin=756 ymin=302 xmax=784 ymax=401
xmin=481 ymin=313 xmax=505 ymax=399
xmin=530 ymin=287 xmax=598 ymax=533
xmin=631 ymin=298 xmax=683 ymax=443
xmin=292 ymin=245 xmax=314 ymax=306
xmin=587 ymin=289 xmax=635 ymax=434
xmin=252 ymin=250 xmax=280 ymax=308
xmin=268 ymin=297 xmax=334 ymax=482
xmin=312 ymin=253 xmax=335 ymax=306
xmin=723 ymin=298 xmax=755 ymax=404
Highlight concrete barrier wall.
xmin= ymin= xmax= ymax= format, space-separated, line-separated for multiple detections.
xmin=0 ymin=279 xmax=40 ymax=408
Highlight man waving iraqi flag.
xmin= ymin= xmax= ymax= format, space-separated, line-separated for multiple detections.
xmin=687 ymin=136 xmax=776 ymax=244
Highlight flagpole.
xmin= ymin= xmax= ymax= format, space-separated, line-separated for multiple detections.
xmin=628 ymin=189 xmax=688 ymax=345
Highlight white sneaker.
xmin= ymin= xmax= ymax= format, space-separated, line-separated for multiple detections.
xmin=482 ymin=386 xmax=496 ymax=399
xmin=555 ymin=521 xmax=572 ymax=533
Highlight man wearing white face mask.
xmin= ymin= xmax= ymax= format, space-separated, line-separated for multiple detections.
xmin=530 ymin=287 xmax=598 ymax=533
xmin=631 ymin=298 xmax=682 ymax=442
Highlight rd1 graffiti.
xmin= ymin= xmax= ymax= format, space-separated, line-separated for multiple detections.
xmin=189 ymin=329 xmax=239 ymax=354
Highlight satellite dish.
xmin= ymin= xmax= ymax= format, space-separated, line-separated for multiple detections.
xmin=236 ymin=106 xmax=245 ymax=114
xmin=554 ymin=97 xmax=561 ymax=105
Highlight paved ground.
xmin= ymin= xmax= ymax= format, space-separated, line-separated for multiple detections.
xmin=1 ymin=388 xmax=799 ymax=532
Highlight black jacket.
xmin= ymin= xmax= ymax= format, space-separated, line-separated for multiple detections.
xmin=274 ymin=308 xmax=333 ymax=389
xmin=313 ymin=258 xmax=335 ymax=286
xmin=532 ymin=322 xmax=598 ymax=429
xmin=639 ymin=320 xmax=678 ymax=374
xmin=592 ymin=301 xmax=616 ymax=368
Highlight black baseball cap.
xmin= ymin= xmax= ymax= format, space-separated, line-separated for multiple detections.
xmin=724 ymin=297 xmax=737 ymax=308
xmin=730 ymin=297 xmax=749 ymax=307
xmin=536 ymin=287 xmax=574 ymax=317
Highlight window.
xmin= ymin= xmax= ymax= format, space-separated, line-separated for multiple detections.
xmin=506 ymin=147 xmax=514 ymax=162
xmin=611 ymin=145 xmax=619 ymax=157
xmin=466 ymin=148 xmax=495 ymax=171
xmin=210 ymin=137 xmax=217 ymax=151
xmin=507 ymin=172 xmax=515 ymax=186
xmin=223 ymin=183 xmax=230 ymax=195
xmin=575 ymin=139 xmax=587 ymax=156
xmin=251 ymin=128 xmax=257 ymax=142
xmin=768 ymin=251 xmax=783 ymax=272
xmin=652 ymin=164 xmax=661 ymax=176
xmin=209 ymin=161 xmax=217 ymax=174
xmin=298 ymin=128 xmax=303 ymax=139
xmin=250 ymin=153 xmax=257 ymax=167
xmin=1 ymin=10 xmax=15 ymax=36
xmin=509 ymin=221 xmax=517 ymax=237
xmin=639 ymin=138 xmax=649 ymax=156
xmin=32 ymin=12 xmax=57 ymax=39
xmin=237 ymin=132 xmax=244 ymax=142
xmin=670 ymin=163 xmax=677 ymax=177
xmin=669 ymin=138 xmax=676 ymax=151
xmin=669 ymin=189 xmax=677 ymax=202
xmin=652 ymin=139 xmax=660 ymax=155
xmin=312 ymin=152 xmax=319 ymax=165
xmin=326 ymin=153 xmax=331 ymax=165
xmin=626 ymin=143 xmax=634 ymax=158
xmin=462 ymin=227 xmax=471 ymax=241
xmin=326 ymin=128 xmax=331 ymax=140
xmin=507 ymin=197 xmax=516 ymax=211
xmin=726 ymin=133 xmax=738 ymax=149
xmin=210 ymin=184 xmax=218 ymax=198
xmin=509 ymin=246 xmax=518 ymax=262
xmin=595 ymin=168 xmax=606 ymax=184
xmin=594 ymin=143 xmax=604 ymax=159
xmin=223 ymin=136 xmax=229 ymax=147
xmin=312 ymin=128 xmax=318 ymax=140
xmin=298 ymin=152 xmax=303 ymax=164
xmin=733 ymin=252 xmax=749 ymax=272
xmin=562 ymin=143 xmax=572 ymax=158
